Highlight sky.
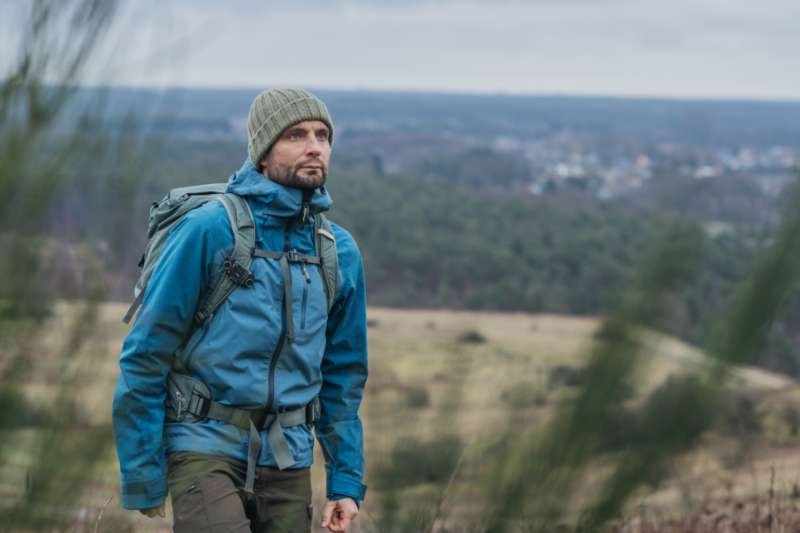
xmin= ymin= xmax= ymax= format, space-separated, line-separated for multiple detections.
xmin=3 ymin=0 xmax=800 ymax=100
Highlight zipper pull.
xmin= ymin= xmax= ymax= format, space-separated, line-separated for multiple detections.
xmin=302 ymin=263 xmax=310 ymax=283
xmin=301 ymin=203 xmax=309 ymax=225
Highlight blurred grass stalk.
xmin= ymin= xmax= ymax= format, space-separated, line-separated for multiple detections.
xmin=0 ymin=0 xmax=122 ymax=529
xmin=482 ymin=177 xmax=800 ymax=533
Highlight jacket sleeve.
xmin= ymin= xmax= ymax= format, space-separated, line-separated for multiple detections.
xmin=316 ymin=225 xmax=369 ymax=503
xmin=112 ymin=204 xmax=228 ymax=509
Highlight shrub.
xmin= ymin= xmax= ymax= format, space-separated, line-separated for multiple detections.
xmin=782 ymin=404 xmax=800 ymax=437
xmin=458 ymin=330 xmax=487 ymax=344
xmin=500 ymin=382 xmax=547 ymax=409
xmin=372 ymin=434 xmax=463 ymax=490
xmin=719 ymin=392 xmax=762 ymax=438
xmin=405 ymin=384 xmax=431 ymax=409
xmin=548 ymin=365 xmax=584 ymax=388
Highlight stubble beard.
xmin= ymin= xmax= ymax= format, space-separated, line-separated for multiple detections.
xmin=266 ymin=160 xmax=328 ymax=190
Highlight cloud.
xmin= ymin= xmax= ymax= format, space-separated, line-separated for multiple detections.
xmin=7 ymin=0 xmax=796 ymax=100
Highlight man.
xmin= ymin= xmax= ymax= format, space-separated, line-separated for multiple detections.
xmin=112 ymin=88 xmax=367 ymax=532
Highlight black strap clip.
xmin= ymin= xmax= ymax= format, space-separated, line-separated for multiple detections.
xmin=306 ymin=397 xmax=321 ymax=427
xmin=224 ymin=257 xmax=254 ymax=287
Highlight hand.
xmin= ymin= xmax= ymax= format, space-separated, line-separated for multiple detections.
xmin=138 ymin=502 xmax=166 ymax=518
xmin=321 ymin=497 xmax=358 ymax=532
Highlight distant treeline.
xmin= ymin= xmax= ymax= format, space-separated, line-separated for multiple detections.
xmin=67 ymin=87 xmax=800 ymax=148
xmin=54 ymin=136 xmax=799 ymax=377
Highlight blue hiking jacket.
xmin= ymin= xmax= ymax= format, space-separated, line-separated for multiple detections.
xmin=112 ymin=160 xmax=368 ymax=509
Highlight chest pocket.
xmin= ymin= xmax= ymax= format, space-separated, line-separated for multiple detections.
xmin=252 ymin=249 xmax=324 ymax=343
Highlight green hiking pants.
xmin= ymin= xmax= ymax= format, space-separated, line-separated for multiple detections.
xmin=167 ymin=452 xmax=312 ymax=533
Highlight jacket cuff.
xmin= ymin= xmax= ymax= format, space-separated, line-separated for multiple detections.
xmin=120 ymin=476 xmax=168 ymax=510
xmin=326 ymin=471 xmax=367 ymax=503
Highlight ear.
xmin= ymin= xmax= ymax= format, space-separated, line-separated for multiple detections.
xmin=258 ymin=154 xmax=269 ymax=172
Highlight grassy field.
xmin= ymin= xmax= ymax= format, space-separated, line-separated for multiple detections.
xmin=3 ymin=301 xmax=800 ymax=531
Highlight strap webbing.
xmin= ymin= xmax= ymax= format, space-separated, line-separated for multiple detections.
xmin=245 ymin=420 xmax=261 ymax=493
xmin=266 ymin=415 xmax=295 ymax=471
xmin=252 ymin=249 xmax=321 ymax=264
xmin=165 ymin=376 xmax=319 ymax=491
xmin=194 ymin=194 xmax=255 ymax=325
xmin=314 ymin=214 xmax=338 ymax=313
xmin=243 ymin=407 xmax=308 ymax=491
xmin=122 ymin=291 xmax=144 ymax=324
xmin=280 ymin=254 xmax=293 ymax=343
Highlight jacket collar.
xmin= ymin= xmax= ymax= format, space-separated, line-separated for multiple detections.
xmin=225 ymin=159 xmax=333 ymax=218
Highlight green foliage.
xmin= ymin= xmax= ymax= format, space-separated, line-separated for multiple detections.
xmin=404 ymin=384 xmax=431 ymax=410
xmin=782 ymin=404 xmax=800 ymax=437
xmin=0 ymin=1 xmax=127 ymax=530
xmin=548 ymin=365 xmax=584 ymax=388
xmin=0 ymin=389 xmax=52 ymax=429
xmin=500 ymin=382 xmax=547 ymax=409
xmin=480 ymin=223 xmax=717 ymax=532
xmin=458 ymin=329 xmax=488 ymax=344
xmin=718 ymin=393 xmax=762 ymax=438
xmin=410 ymin=146 xmax=531 ymax=186
xmin=54 ymin=136 xmax=799 ymax=379
xmin=372 ymin=434 xmax=463 ymax=491
xmin=473 ymin=174 xmax=800 ymax=532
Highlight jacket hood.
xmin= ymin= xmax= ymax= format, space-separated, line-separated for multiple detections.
xmin=226 ymin=159 xmax=332 ymax=218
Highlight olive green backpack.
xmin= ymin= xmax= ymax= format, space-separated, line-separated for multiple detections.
xmin=123 ymin=183 xmax=339 ymax=327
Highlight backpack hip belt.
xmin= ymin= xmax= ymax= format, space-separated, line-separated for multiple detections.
xmin=165 ymin=371 xmax=321 ymax=493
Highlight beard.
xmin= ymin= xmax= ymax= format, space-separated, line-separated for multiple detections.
xmin=266 ymin=158 xmax=328 ymax=190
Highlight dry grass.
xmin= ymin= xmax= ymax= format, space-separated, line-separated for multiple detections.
xmin=3 ymin=302 xmax=800 ymax=532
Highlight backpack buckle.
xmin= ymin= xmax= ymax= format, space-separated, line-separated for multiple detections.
xmin=306 ymin=397 xmax=321 ymax=427
xmin=286 ymin=250 xmax=302 ymax=263
xmin=187 ymin=391 xmax=209 ymax=418
xmin=172 ymin=389 xmax=187 ymax=421
xmin=224 ymin=257 xmax=254 ymax=288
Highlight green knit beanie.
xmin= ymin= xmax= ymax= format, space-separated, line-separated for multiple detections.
xmin=247 ymin=88 xmax=334 ymax=167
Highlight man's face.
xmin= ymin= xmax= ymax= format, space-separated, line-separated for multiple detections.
xmin=260 ymin=120 xmax=332 ymax=190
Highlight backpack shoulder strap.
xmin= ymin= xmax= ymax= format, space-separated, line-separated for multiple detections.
xmin=193 ymin=193 xmax=256 ymax=324
xmin=314 ymin=213 xmax=338 ymax=313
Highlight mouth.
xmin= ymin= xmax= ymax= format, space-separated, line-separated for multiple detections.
xmin=299 ymin=165 xmax=323 ymax=174
xmin=299 ymin=160 xmax=324 ymax=171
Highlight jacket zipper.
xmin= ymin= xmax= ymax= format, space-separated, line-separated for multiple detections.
xmin=265 ymin=305 xmax=287 ymax=413
xmin=299 ymin=200 xmax=311 ymax=331
xmin=301 ymin=264 xmax=310 ymax=329
xmin=264 ymin=218 xmax=294 ymax=413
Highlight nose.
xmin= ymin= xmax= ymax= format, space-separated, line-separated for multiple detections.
xmin=305 ymin=135 xmax=324 ymax=155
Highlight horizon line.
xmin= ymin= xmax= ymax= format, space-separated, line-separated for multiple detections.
xmin=67 ymin=82 xmax=800 ymax=106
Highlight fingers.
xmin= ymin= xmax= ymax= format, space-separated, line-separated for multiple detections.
xmin=337 ymin=513 xmax=353 ymax=531
xmin=322 ymin=500 xmax=358 ymax=532
xmin=327 ymin=511 xmax=345 ymax=532
xmin=321 ymin=500 xmax=335 ymax=528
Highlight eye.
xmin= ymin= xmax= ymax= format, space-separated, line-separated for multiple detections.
xmin=288 ymin=131 xmax=303 ymax=141
xmin=316 ymin=130 xmax=330 ymax=142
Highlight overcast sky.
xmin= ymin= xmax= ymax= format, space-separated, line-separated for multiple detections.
xmin=4 ymin=0 xmax=800 ymax=100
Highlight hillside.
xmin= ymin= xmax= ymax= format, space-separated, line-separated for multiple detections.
xmin=2 ymin=302 xmax=798 ymax=531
